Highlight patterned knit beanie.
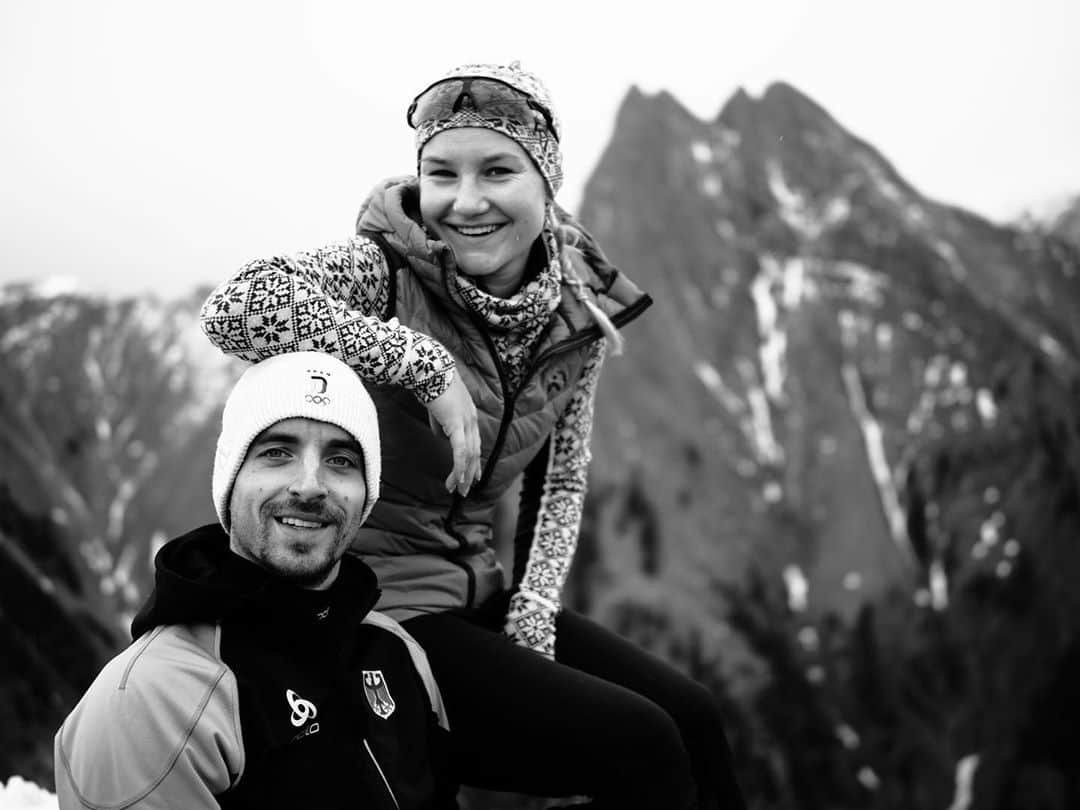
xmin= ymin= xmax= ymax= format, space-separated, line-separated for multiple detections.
xmin=408 ymin=61 xmax=563 ymax=198
xmin=211 ymin=352 xmax=381 ymax=531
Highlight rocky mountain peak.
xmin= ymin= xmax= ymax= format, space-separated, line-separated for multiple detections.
xmin=578 ymin=77 xmax=1080 ymax=621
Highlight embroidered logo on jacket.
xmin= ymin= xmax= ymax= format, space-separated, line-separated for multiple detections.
xmin=362 ymin=670 xmax=396 ymax=719
xmin=287 ymin=688 xmax=320 ymax=742
xmin=286 ymin=689 xmax=318 ymax=727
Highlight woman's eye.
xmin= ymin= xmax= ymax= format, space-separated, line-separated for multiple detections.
xmin=260 ymin=447 xmax=289 ymax=459
xmin=486 ymin=166 xmax=513 ymax=177
xmin=327 ymin=455 xmax=357 ymax=468
xmin=425 ymin=168 xmax=455 ymax=178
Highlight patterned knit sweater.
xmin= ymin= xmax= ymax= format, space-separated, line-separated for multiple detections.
xmin=200 ymin=177 xmax=644 ymax=656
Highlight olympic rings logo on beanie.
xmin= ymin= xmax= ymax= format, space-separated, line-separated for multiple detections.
xmin=211 ymin=352 xmax=381 ymax=531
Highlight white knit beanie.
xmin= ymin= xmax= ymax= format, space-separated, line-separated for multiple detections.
xmin=211 ymin=352 xmax=381 ymax=531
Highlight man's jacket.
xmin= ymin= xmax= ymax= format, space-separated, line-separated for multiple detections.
xmin=54 ymin=524 xmax=454 ymax=809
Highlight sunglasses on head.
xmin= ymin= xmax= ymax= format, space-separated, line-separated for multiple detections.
xmin=407 ymin=77 xmax=559 ymax=140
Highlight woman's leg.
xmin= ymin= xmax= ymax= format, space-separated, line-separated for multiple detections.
xmin=404 ymin=610 xmax=695 ymax=809
xmin=554 ymin=610 xmax=747 ymax=810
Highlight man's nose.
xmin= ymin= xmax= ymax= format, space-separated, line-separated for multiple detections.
xmin=452 ymin=176 xmax=490 ymax=216
xmin=288 ymin=456 xmax=328 ymax=500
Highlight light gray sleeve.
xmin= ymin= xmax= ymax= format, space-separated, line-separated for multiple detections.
xmin=54 ymin=626 xmax=243 ymax=809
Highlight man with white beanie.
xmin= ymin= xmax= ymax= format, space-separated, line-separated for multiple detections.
xmin=55 ymin=352 xmax=457 ymax=809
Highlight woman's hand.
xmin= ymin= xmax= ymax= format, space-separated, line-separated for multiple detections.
xmin=426 ymin=371 xmax=482 ymax=495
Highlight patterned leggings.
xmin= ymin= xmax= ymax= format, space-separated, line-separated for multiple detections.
xmin=403 ymin=605 xmax=746 ymax=810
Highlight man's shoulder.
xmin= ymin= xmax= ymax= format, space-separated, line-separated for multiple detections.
xmin=104 ymin=623 xmax=227 ymax=694
xmin=55 ymin=623 xmax=242 ymax=808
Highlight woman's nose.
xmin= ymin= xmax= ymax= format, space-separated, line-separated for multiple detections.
xmin=452 ymin=177 xmax=490 ymax=216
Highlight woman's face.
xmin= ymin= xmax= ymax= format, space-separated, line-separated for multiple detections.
xmin=419 ymin=128 xmax=548 ymax=298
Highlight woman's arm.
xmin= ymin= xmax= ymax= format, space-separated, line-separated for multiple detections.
xmin=201 ymin=236 xmax=482 ymax=491
xmin=200 ymin=236 xmax=454 ymax=404
xmin=505 ymin=339 xmax=607 ymax=658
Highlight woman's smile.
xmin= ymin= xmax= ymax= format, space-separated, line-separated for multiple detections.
xmin=446 ymin=222 xmax=506 ymax=237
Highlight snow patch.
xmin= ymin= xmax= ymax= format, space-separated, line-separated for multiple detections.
xmin=929 ymin=558 xmax=949 ymax=611
xmin=766 ymin=160 xmax=851 ymax=239
xmin=762 ymin=481 xmax=783 ymax=503
xmin=840 ymin=355 xmax=914 ymax=567
xmin=857 ymin=767 xmax=880 ymax=790
xmin=836 ymin=724 xmax=860 ymax=749
xmin=749 ymin=255 xmax=807 ymax=407
xmin=714 ymin=220 xmax=737 ymax=241
xmin=934 ymin=240 xmax=967 ymax=280
xmin=946 ymin=754 xmax=980 ymax=810
xmin=901 ymin=311 xmax=923 ymax=331
xmin=828 ymin=262 xmax=887 ymax=306
xmin=875 ymin=323 xmax=893 ymax=348
xmin=842 ymin=571 xmax=862 ymax=590
xmin=739 ymin=358 xmax=784 ymax=465
xmin=693 ymin=361 xmax=744 ymax=417
xmin=1038 ymin=333 xmax=1067 ymax=364
xmin=749 ymin=261 xmax=784 ymax=403
xmin=0 ymin=776 xmax=57 ymax=809
xmin=948 ymin=362 xmax=967 ymax=388
xmin=782 ymin=564 xmax=808 ymax=612
xmin=797 ymin=626 xmax=819 ymax=650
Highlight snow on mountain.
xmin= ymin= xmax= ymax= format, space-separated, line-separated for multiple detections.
xmin=0 ymin=777 xmax=56 ymax=810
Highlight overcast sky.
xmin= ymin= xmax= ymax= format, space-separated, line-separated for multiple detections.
xmin=2 ymin=0 xmax=1078 ymax=299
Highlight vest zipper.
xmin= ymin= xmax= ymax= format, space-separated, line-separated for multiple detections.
xmin=439 ymin=303 xmax=517 ymax=606
xmin=363 ymin=739 xmax=400 ymax=810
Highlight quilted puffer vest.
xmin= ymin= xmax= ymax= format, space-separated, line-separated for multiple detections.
xmin=350 ymin=184 xmax=649 ymax=620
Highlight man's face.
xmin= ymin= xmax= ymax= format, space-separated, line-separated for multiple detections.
xmin=228 ymin=417 xmax=367 ymax=589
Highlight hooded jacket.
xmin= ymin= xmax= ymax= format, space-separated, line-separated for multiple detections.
xmin=54 ymin=524 xmax=454 ymax=810
xmin=199 ymin=177 xmax=650 ymax=655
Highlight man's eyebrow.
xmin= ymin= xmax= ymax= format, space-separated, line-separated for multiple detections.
xmin=250 ymin=430 xmax=299 ymax=447
xmin=326 ymin=438 xmax=364 ymax=456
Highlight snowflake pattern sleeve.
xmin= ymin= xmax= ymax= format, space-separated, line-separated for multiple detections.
xmin=199 ymin=236 xmax=455 ymax=403
xmin=504 ymin=339 xmax=607 ymax=658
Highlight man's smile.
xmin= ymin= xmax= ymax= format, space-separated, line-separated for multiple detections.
xmin=275 ymin=515 xmax=328 ymax=530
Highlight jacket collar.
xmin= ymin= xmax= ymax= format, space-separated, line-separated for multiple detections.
xmin=130 ymin=523 xmax=380 ymax=640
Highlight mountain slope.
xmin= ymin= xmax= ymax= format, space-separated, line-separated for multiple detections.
xmin=575 ymin=82 xmax=1080 ymax=805
xmin=579 ymin=81 xmax=1079 ymax=617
